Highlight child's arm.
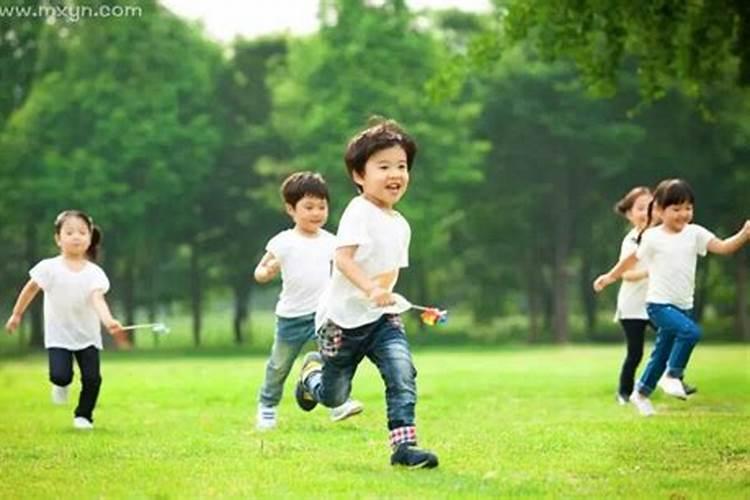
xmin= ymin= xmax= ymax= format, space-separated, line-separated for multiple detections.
xmin=254 ymin=252 xmax=280 ymax=284
xmin=706 ymin=220 xmax=750 ymax=255
xmin=91 ymin=290 xmax=124 ymax=335
xmin=593 ymin=252 xmax=639 ymax=292
xmin=5 ymin=279 xmax=40 ymax=333
xmin=335 ymin=246 xmax=396 ymax=307
xmin=621 ymin=269 xmax=648 ymax=282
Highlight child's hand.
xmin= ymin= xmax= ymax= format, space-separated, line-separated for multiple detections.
xmin=743 ymin=220 xmax=750 ymax=242
xmin=593 ymin=274 xmax=616 ymax=293
xmin=5 ymin=313 xmax=21 ymax=334
xmin=105 ymin=319 xmax=124 ymax=336
xmin=369 ymin=286 xmax=396 ymax=307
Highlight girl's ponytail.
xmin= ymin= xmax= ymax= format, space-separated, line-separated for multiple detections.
xmin=88 ymin=225 xmax=102 ymax=261
xmin=637 ymin=199 xmax=654 ymax=244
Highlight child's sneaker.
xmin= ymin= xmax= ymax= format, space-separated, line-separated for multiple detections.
xmin=658 ymin=375 xmax=688 ymax=400
xmin=73 ymin=416 xmax=94 ymax=430
xmin=390 ymin=443 xmax=439 ymax=469
xmin=630 ymin=391 xmax=655 ymax=416
xmin=616 ymin=392 xmax=629 ymax=405
xmin=682 ymin=380 xmax=698 ymax=396
xmin=256 ymin=404 xmax=277 ymax=431
xmin=295 ymin=351 xmax=322 ymax=412
xmin=330 ymin=399 xmax=364 ymax=422
xmin=51 ymin=384 xmax=69 ymax=405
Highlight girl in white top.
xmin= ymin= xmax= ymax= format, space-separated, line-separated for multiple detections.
xmin=595 ymin=179 xmax=749 ymax=416
xmin=611 ymin=187 xmax=652 ymax=404
xmin=5 ymin=210 xmax=123 ymax=430
xmin=253 ymin=172 xmax=363 ymax=430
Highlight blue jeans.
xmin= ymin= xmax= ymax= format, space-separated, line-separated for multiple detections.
xmin=305 ymin=314 xmax=417 ymax=430
xmin=636 ymin=303 xmax=701 ymax=396
xmin=258 ymin=313 xmax=316 ymax=407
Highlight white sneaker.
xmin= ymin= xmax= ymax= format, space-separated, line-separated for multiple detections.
xmin=330 ymin=399 xmax=364 ymax=422
xmin=658 ymin=375 xmax=688 ymax=399
xmin=73 ymin=417 xmax=94 ymax=430
xmin=630 ymin=391 xmax=655 ymax=416
xmin=256 ymin=404 xmax=277 ymax=431
xmin=51 ymin=384 xmax=69 ymax=405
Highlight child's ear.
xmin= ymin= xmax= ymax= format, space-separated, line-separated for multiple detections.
xmin=285 ymin=203 xmax=296 ymax=218
xmin=54 ymin=234 xmax=61 ymax=248
xmin=352 ymin=169 xmax=365 ymax=188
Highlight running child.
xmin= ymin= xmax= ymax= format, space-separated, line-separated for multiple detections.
xmin=5 ymin=210 xmax=123 ymax=429
xmin=254 ymin=171 xmax=364 ymax=430
xmin=295 ymin=118 xmax=439 ymax=469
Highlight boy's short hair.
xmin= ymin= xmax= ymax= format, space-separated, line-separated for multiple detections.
xmin=344 ymin=117 xmax=417 ymax=185
xmin=281 ymin=171 xmax=330 ymax=207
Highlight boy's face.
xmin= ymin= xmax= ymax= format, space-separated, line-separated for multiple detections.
xmin=55 ymin=216 xmax=91 ymax=258
xmin=286 ymin=195 xmax=329 ymax=234
xmin=353 ymin=145 xmax=409 ymax=209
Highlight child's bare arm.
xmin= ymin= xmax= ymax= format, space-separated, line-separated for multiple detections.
xmin=707 ymin=220 xmax=749 ymax=255
xmin=91 ymin=290 xmax=124 ymax=335
xmin=5 ymin=280 xmax=40 ymax=333
xmin=254 ymin=251 xmax=280 ymax=284
xmin=593 ymin=252 xmax=638 ymax=292
xmin=621 ymin=269 xmax=648 ymax=282
xmin=335 ymin=246 xmax=395 ymax=307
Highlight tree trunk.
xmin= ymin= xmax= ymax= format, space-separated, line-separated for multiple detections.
xmin=736 ymin=250 xmax=749 ymax=341
xmin=524 ymin=249 xmax=541 ymax=343
xmin=190 ymin=242 xmax=202 ymax=347
xmin=25 ymin=221 xmax=44 ymax=348
xmin=123 ymin=259 xmax=136 ymax=345
xmin=551 ymin=179 xmax=571 ymax=343
xmin=233 ymin=280 xmax=251 ymax=345
xmin=580 ymin=249 xmax=596 ymax=339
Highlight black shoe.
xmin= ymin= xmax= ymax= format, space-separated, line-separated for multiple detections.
xmin=390 ymin=443 xmax=439 ymax=469
xmin=295 ymin=352 xmax=322 ymax=412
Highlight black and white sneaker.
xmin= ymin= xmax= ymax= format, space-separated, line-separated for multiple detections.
xmin=390 ymin=443 xmax=439 ymax=469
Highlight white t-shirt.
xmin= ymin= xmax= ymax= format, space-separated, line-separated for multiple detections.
xmin=30 ymin=256 xmax=110 ymax=350
xmin=266 ymin=228 xmax=337 ymax=318
xmin=317 ymin=196 xmax=411 ymax=329
xmin=636 ymin=224 xmax=715 ymax=310
xmin=614 ymin=228 xmax=649 ymax=321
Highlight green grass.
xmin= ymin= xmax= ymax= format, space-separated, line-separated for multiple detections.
xmin=0 ymin=345 xmax=748 ymax=498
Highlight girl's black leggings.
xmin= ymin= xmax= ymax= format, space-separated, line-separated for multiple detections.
xmin=618 ymin=319 xmax=649 ymax=397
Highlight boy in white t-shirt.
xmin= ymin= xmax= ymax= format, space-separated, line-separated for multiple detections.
xmin=254 ymin=172 xmax=363 ymax=430
xmin=295 ymin=119 xmax=438 ymax=469
xmin=595 ymin=179 xmax=749 ymax=416
xmin=5 ymin=210 xmax=123 ymax=430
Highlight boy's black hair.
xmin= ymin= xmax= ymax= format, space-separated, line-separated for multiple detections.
xmin=281 ymin=171 xmax=330 ymax=208
xmin=54 ymin=209 xmax=102 ymax=261
xmin=344 ymin=117 xmax=417 ymax=191
xmin=637 ymin=179 xmax=695 ymax=243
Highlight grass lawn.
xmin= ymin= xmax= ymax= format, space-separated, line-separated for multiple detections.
xmin=0 ymin=345 xmax=748 ymax=498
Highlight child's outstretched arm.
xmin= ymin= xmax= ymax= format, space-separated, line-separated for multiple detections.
xmin=254 ymin=252 xmax=280 ymax=284
xmin=335 ymin=246 xmax=396 ymax=307
xmin=593 ymin=252 xmax=638 ymax=292
xmin=91 ymin=290 xmax=124 ymax=335
xmin=622 ymin=269 xmax=648 ymax=282
xmin=5 ymin=279 xmax=40 ymax=333
xmin=706 ymin=220 xmax=750 ymax=255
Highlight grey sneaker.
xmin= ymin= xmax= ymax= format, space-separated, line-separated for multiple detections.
xmin=73 ymin=416 xmax=94 ymax=430
xmin=658 ymin=375 xmax=687 ymax=400
xmin=330 ymin=399 xmax=364 ymax=422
